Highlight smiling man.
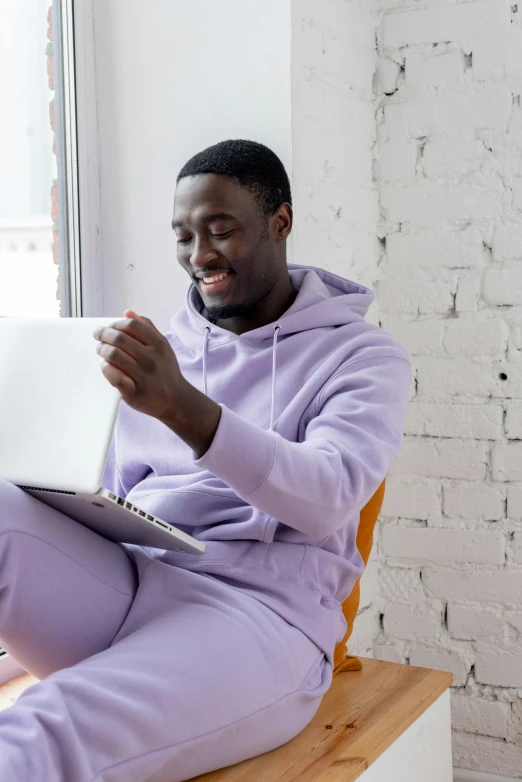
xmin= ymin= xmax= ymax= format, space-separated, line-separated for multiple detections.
xmin=0 ymin=140 xmax=410 ymax=782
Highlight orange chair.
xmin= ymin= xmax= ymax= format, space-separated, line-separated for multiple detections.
xmin=332 ymin=480 xmax=386 ymax=675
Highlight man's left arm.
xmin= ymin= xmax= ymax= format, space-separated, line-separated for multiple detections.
xmin=191 ymin=355 xmax=411 ymax=538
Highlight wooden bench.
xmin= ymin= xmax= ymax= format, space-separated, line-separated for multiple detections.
xmin=0 ymin=658 xmax=453 ymax=781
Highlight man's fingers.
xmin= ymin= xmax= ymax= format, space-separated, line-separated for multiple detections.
xmin=124 ymin=309 xmax=162 ymax=335
xmin=97 ymin=340 xmax=143 ymax=380
xmin=100 ymin=361 xmax=136 ymax=396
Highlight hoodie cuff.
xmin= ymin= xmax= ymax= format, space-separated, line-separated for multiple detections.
xmin=193 ymin=404 xmax=278 ymax=499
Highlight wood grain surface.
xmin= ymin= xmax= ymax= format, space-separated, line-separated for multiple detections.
xmin=193 ymin=658 xmax=452 ymax=782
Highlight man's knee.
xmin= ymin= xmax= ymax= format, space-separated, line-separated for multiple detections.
xmin=0 ymin=479 xmax=38 ymax=537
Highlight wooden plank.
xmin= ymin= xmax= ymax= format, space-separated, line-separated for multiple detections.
xmin=0 ymin=673 xmax=38 ymax=712
xmin=194 ymin=658 xmax=453 ymax=782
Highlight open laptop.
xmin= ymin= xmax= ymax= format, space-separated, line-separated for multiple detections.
xmin=0 ymin=317 xmax=206 ymax=555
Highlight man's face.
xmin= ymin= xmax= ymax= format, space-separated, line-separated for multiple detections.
xmin=173 ymin=174 xmax=285 ymax=321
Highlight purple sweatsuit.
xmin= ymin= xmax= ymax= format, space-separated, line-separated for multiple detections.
xmin=0 ymin=264 xmax=410 ymax=781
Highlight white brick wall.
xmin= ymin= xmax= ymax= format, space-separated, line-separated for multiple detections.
xmin=374 ymin=1 xmax=522 ymax=775
xmin=292 ymin=0 xmax=384 ymax=660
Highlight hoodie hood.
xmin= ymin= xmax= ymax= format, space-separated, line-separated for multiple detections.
xmin=170 ymin=263 xmax=376 ymax=431
xmin=171 ymin=264 xmax=375 ymax=354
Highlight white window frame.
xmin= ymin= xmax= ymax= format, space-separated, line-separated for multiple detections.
xmin=55 ymin=0 xmax=104 ymax=317
xmin=0 ymin=0 xmax=102 ymax=685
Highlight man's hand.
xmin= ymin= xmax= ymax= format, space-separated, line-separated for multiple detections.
xmin=93 ymin=309 xmax=184 ymax=421
xmin=93 ymin=309 xmax=221 ymax=457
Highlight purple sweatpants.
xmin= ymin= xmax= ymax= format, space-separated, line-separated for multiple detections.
xmin=0 ymin=479 xmax=331 ymax=781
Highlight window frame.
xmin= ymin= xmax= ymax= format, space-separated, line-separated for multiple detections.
xmin=54 ymin=0 xmax=104 ymax=317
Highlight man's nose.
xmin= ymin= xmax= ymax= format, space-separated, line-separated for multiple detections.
xmin=190 ymin=237 xmax=219 ymax=269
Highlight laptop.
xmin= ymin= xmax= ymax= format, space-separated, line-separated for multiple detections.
xmin=0 ymin=317 xmax=206 ymax=555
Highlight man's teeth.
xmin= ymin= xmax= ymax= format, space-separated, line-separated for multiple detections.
xmin=202 ymin=272 xmax=229 ymax=284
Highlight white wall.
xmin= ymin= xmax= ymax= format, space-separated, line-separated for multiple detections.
xmin=372 ymin=1 xmax=522 ymax=777
xmin=292 ymin=0 xmax=379 ymax=320
xmin=92 ymin=0 xmax=291 ymax=330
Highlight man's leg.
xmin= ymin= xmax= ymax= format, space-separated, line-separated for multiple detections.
xmin=0 ymin=560 xmax=332 ymax=782
xmin=0 ymin=478 xmax=138 ymax=678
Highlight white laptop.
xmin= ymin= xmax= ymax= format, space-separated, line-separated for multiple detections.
xmin=0 ymin=317 xmax=206 ymax=555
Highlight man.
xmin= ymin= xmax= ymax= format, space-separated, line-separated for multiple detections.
xmin=0 ymin=140 xmax=410 ymax=781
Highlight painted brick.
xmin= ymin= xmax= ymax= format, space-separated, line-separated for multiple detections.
xmin=483 ymin=268 xmax=522 ymax=305
xmin=349 ymin=607 xmax=381 ymax=657
xmin=375 ymin=56 xmax=401 ymax=95
xmin=453 ymin=731 xmax=522 ymax=778
xmin=408 ymin=645 xmax=470 ymax=686
xmin=508 ymin=485 xmax=522 ymax=519
xmin=381 ymin=481 xmax=440 ymax=519
xmin=492 ymin=358 xmax=522 ymax=399
xmin=377 ymin=140 xmax=418 ymax=181
xmin=382 ymin=2 xmax=510 ymax=49
xmin=381 ymin=526 xmax=505 ymax=565
xmin=505 ymin=402 xmax=522 ymax=438
xmin=506 ymin=611 xmax=522 ymax=635
xmin=423 ymin=137 xmax=484 ymax=179
xmin=491 ymin=443 xmax=522 ymax=481
xmin=424 ymin=568 xmax=522 ymax=605
xmin=451 ymin=694 xmax=510 ymax=739
xmin=442 ymin=483 xmax=505 ymax=521
xmin=512 ymin=532 xmax=522 ymax=564
xmin=375 ymin=0 xmax=522 ymax=756
xmin=438 ymin=87 xmax=512 ymax=133
xmin=381 ymin=182 xmax=502 ymax=224
xmin=475 ymin=652 xmax=522 ymax=687
xmin=473 ymin=28 xmax=522 ymax=81
xmin=383 ymin=603 xmax=441 ymax=640
xmin=373 ymin=643 xmax=405 ymax=664
xmin=443 ymin=317 xmax=508 ymax=357
xmin=405 ymin=49 xmax=464 ymax=89
xmin=513 ymin=177 xmax=522 ymax=212
xmin=385 ymin=227 xmax=486 ymax=268
xmin=359 ymin=554 xmax=380 ymax=610
xmin=391 ymin=438 xmax=488 ymax=480
xmin=376 ymin=271 xmax=454 ymax=314
xmin=455 ymin=272 xmax=481 ymax=312
xmin=383 ymin=98 xmax=438 ymax=139
xmin=512 ymin=698 xmax=522 ymax=737
xmin=416 ymin=357 xmax=508 ymax=399
xmin=493 ymin=221 xmax=522 ymax=261
xmin=379 ymin=565 xmax=423 ymax=603
xmin=404 ymin=402 xmax=503 ymax=439
xmin=447 ymin=605 xmax=502 ymax=640
xmin=380 ymin=315 xmax=444 ymax=355
xmin=394 ymin=438 xmax=488 ymax=480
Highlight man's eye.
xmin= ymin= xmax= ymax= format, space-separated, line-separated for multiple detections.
xmin=211 ymin=231 xmax=233 ymax=239
xmin=177 ymin=237 xmax=191 ymax=244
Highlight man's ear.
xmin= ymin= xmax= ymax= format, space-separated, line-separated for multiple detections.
xmin=272 ymin=203 xmax=293 ymax=241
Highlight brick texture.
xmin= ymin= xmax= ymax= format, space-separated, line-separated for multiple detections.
xmin=374 ymin=2 xmax=522 ymax=774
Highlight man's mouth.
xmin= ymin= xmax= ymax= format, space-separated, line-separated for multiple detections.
xmin=198 ymin=270 xmax=233 ymax=294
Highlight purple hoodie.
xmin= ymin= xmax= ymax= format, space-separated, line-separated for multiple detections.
xmin=103 ymin=264 xmax=410 ymax=662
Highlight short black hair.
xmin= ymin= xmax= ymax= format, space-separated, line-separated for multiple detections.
xmin=177 ymin=139 xmax=292 ymax=216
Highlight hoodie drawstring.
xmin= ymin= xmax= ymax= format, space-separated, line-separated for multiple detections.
xmin=269 ymin=325 xmax=282 ymax=431
xmin=201 ymin=323 xmax=282 ymax=431
xmin=202 ymin=325 xmax=211 ymax=396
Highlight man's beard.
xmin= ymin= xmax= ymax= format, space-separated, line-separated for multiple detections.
xmin=205 ymin=301 xmax=249 ymax=321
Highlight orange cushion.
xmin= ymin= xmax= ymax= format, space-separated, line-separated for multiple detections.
xmin=332 ymin=481 xmax=386 ymax=674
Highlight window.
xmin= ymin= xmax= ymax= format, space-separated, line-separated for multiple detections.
xmin=0 ymin=0 xmax=59 ymax=317
xmin=0 ymin=0 xmax=96 ymax=683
